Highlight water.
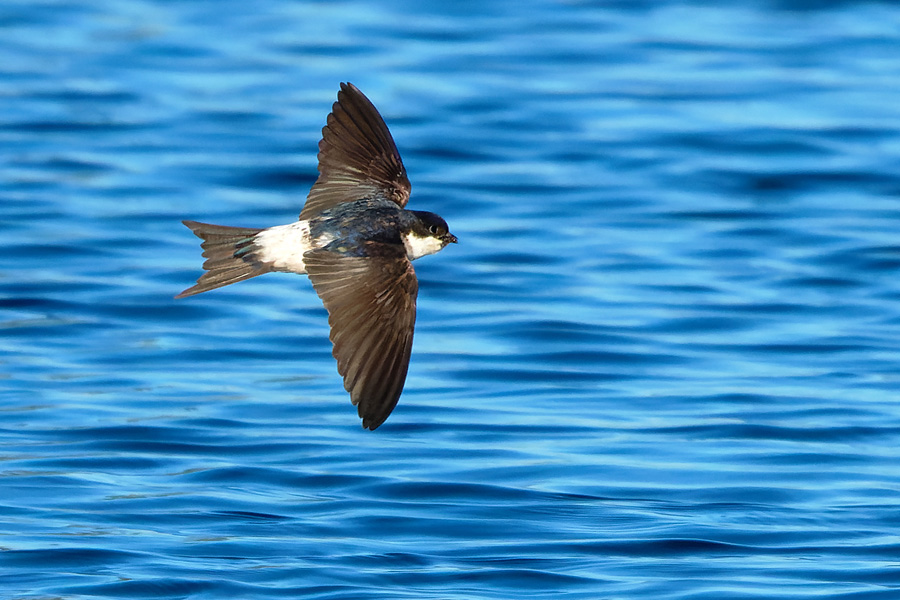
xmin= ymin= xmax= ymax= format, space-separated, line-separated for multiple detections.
xmin=3 ymin=1 xmax=900 ymax=598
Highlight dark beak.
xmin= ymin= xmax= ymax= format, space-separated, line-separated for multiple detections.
xmin=445 ymin=233 xmax=458 ymax=244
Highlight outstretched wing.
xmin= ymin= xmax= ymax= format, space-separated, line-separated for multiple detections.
xmin=304 ymin=247 xmax=418 ymax=430
xmin=299 ymin=82 xmax=411 ymax=219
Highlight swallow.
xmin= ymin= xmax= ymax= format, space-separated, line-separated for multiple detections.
xmin=176 ymin=83 xmax=457 ymax=430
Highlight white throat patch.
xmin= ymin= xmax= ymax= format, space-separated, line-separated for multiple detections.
xmin=402 ymin=231 xmax=444 ymax=260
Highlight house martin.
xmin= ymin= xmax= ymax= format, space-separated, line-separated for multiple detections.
xmin=176 ymin=83 xmax=457 ymax=430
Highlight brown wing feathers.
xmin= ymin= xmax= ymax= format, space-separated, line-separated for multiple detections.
xmin=305 ymin=250 xmax=418 ymax=430
xmin=300 ymin=83 xmax=411 ymax=219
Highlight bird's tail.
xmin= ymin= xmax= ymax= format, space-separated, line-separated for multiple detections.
xmin=175 ymin=220 xmax=272 ymax=298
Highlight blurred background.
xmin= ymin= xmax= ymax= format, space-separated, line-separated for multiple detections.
xmin=3 ymin=1 xmax=900 ymax=598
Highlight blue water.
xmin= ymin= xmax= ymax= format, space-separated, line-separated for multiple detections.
xmin=3 ymin=1 xmax=900 ymax=598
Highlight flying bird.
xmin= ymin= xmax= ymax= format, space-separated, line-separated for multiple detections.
xmin=177 ymin=83 xmax=457 ymax=430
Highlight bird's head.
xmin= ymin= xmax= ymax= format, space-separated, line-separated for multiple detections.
xmin=403 ymin=211 xmax=458 ymax=260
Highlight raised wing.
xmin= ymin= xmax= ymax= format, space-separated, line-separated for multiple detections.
xmin=304 ymin=248 xmax=418 ymax=429
xmin=300 ymin=83 xmax=411 ymax=219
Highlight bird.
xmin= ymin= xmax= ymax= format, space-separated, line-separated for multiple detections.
xmin=176 ymin=82 xmax=457 ymax=430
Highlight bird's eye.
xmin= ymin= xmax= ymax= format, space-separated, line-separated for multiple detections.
xmin=429 ymin=225 xmax=440 ymax=234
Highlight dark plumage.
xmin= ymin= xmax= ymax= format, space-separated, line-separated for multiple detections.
xmin=177 ymin=83 xmax=456 ymax=429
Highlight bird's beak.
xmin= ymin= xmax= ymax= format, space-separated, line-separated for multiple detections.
xmin=446 ymin=233 xmax=458 ymax=244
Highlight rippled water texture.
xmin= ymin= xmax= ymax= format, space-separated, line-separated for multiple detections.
xmin=3 ymin=1 xmax=900 ymax=598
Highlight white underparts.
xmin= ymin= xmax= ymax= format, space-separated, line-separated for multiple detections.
xmin=254 ymin=221 xmax=313 ymax=274
xmin=256 ymin=222 xmax=442 ymax=269
xmin=402 ymin=231 xmax=445 ymax=260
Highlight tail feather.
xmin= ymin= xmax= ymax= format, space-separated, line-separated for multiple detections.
xmin=176 ymin=220 xmax=273 ymax=298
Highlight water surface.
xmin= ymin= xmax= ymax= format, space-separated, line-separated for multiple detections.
xmin=3 ymin=1 xmax=900 ymax=598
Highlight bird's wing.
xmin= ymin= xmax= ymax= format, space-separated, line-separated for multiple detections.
xmin=300 ymin=82 xmax=411 ymax=220
xmin=304 ymin=247 xmax=418 ymax=430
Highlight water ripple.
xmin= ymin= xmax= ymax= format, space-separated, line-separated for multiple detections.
xmin=3 ymin=0 xmax=900 ymax=599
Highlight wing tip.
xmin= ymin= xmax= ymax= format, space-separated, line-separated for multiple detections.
xmin=361 ymin=412 xmax=390 ymax=431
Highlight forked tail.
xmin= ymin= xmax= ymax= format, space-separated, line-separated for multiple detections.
xmin=175 ymin=220 xmax=272 ymax=298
